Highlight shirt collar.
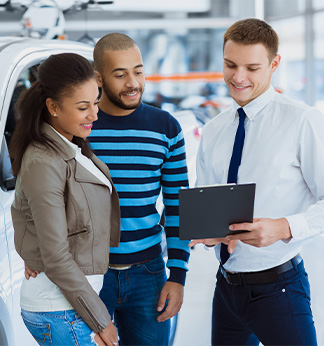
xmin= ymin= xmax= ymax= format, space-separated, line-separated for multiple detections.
xmin=48 ymin=125 xmax=78 ymax=156
xmin=230 ymin=85 xmax=276 ymax=121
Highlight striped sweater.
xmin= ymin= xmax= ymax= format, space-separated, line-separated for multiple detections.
xmin=88 ymin=103 xmax=190 ymax=285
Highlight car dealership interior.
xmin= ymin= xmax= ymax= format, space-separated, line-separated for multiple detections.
xmin=1 ymin=1 xmax=324 ymax=345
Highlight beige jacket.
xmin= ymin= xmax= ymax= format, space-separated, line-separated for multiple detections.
xmin=12 ymin=123 xmax=120 ymax=332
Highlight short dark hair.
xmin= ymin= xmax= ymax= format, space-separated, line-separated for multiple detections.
xmin=223 ymin=18 xmax=279 ymax=62
xmin=94 ymin=33 xmax=137 ymax=73
xmin=9 ymin=53 xmax=96 ymax=176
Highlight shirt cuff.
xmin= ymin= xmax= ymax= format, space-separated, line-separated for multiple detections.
xmin=285 ymin=214 xmax=310 ymax=240
xmin=167 ymin=267 xmax=186 ymax=286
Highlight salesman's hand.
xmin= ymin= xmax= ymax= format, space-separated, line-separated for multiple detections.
xmin=99 ymin=321 xmax=119 ymax=346
xmin=188 ymin=238 xmax=238 ymax=254
xmin=25 ymin=264 xmax=40 ymax=280
xmin=226 ymin=217 xmax=292 ymax=247
xmin=157 ymin=281 xmax=184 ymax=322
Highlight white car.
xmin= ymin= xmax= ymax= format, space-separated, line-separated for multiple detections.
xmin=0 ymin=36 xmax=93 ymax=346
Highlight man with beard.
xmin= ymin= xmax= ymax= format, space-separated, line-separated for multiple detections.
xmin=88 ymin=33 xmax=190 ymax=346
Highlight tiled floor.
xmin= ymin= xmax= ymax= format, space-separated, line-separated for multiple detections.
xmin=173 ymin=237 xmax=324 ymax=346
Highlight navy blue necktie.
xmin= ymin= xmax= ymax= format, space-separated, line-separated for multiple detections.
xmin=220 ymin=107 xmax=246 ymax=264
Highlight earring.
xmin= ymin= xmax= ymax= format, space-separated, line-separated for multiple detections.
xmin=53 ymin=113 xmax=57 ymax=117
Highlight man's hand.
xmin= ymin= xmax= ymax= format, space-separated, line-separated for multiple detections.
xmin=188 ymin=238 xmax=238 ymax=254
xmin=226 ymin=218 xmax=292 ymax=247
xmin=99 ymin=321 xmax=119 ymax=346
xmin=156 ymin=281 xmax=184 ymax=323
xmin=25 ymin=264 xmax=40 ymax=279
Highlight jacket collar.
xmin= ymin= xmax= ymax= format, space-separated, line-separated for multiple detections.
xmin=42 ymin=122 xmax=76 ymax=161
xmin=42 ymin=122 xmax=113 ymax=185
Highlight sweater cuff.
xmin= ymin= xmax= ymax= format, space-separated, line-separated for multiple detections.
xmin=167 ymin=267 xmax=187 ymax=286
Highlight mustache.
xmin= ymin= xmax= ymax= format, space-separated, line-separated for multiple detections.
xmin=121 ymin=88 xmax=142 ymax=93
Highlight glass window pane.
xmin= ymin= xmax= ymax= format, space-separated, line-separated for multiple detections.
xmin=271 ymin=17 xmax=306 ymax=102
xmin=314 ymin=11 xmax=324 ymax=111
xmin=265 ymin=0 xmax=305 ymax=19
xmin=313 ymin=0 xmax=324 ymax=10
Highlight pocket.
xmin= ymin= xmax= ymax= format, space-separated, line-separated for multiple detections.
xmin=142 ymin=256 xmax=166 ymax=275
xmin=21 ymin=315 xmax=53 ymax=345
xmin=299 ymin=272 xmax=311 ymax=301
xmin=67 ymin=228 xmax=88 ymax=237
xmin=249 ymin=280 xmax=285 ymax=301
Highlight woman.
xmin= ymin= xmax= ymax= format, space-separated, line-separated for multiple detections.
xmin=9 ymin=53 xmax=120 ymax=346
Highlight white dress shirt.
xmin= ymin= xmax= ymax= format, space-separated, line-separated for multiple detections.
xmin=20 ymin=126 xmax=111 ymax=312
xmin=196 ymin=86 xmax=324 ymax=272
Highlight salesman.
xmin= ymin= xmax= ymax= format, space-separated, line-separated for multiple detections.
xmin=189 ymin=18 xmax=323 ymax=346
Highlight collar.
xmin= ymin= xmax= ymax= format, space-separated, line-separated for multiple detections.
xmin=230 ymin=85 xmax=276 ymax=122
xmin=48 ymin=124 xmax=79 ymax=156
xmin=41 ymin=123 xmax=76 ymax=161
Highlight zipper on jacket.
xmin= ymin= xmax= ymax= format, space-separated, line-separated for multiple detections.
xmin=77 ymin=296 xmax=106 ymax=332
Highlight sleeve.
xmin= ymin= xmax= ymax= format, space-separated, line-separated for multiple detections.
xmin=21 ymin=158 xmax=111 ymax=332
xmin=196 ymin=129 xmax=208 ymax=187
xmin=161 ymin=128 xmax=190 ymax=286
xmin=286 ymin=108 xmax=324 ymax=240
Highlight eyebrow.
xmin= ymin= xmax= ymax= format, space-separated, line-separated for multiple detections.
xmin=75 ymin=100 xmax=90 ymax=104
xmin=224 ymin=58 xmax=262 ymax=67
xmin=111 ymin=64 xmax=144 ymax=73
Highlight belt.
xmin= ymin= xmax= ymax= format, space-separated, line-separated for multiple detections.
xmin=219 ymin=254 xmax=302 ymax=285
xmin=109 ymin=259 xmax=152 ymax=270
xmin=109 ymin=264 xmax=132 ymax=270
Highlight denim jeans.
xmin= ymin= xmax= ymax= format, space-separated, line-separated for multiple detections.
xmin=21 ymin=309 xmax=97 ymax=346
xmin=212 ymin=259 xmax=317 ymax=345
xmin=99 ymin=255 xmax=171 ymax=346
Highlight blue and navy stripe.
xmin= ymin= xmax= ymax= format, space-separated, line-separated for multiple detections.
xmin=88 ymin=103 xmax=190 ymax=285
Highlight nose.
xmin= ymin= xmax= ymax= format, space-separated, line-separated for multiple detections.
xmin=88 ymin=104 xmax=98 ymax=121
xmin=125 ymin=74 xmax=139 ymax=89
xmin=233 ymin=67 xmax=246 ymax=83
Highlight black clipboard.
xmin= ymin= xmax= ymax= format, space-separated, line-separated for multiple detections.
xmin=179 ymin=183 xmax=256 ymax=240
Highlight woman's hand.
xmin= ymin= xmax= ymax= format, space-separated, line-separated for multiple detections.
xmin=24 ymin=263 xmax=40 ymax=279
xmin=94 ymin=333 xmax=108 ymax=346
xmin=99 ymin=321 xmax=119 ymax=346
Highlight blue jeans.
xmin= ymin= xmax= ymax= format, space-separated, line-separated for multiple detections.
xmin=212 ymin=259 xmax=317 ymax=345
xmin=99 ymin=255 xmax=171 ymax=346
xmin=21 ymin=309 xmax=96 ymax=346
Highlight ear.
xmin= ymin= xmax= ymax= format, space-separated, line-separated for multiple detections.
xmin=95 ymin=70 xmax=103 ymax=88
xmin=46 ymin=98 xmax=58 ymax=117
xmin=271 ymin=54 xmax=281 ymax=73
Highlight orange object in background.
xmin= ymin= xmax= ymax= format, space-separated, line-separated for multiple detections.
xmin=145 ymin=71 xmax=224 ymax=83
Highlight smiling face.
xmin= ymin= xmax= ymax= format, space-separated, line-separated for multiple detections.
xmin=96 ymin=46 xmax=145 ymax=116
xmin=223 ymin=40 xmax=280 ymax=107
xmin=46 ymin=78 xmax=99 ymax=141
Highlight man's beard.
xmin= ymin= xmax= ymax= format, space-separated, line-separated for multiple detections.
xmin=102 ymin=80 xmax=143 ymax=110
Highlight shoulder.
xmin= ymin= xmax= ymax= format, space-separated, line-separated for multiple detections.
xmin=272 ymin=92 xmax=319 ymax=119
xmin=141 ymin=103 xmax=183 ymax=137
xmin=21 ymin=143 xmax=67 ymax=177
xmin=201 ymin=106 xmax=232 ymax=136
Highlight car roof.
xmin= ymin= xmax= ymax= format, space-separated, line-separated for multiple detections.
xmin=0 ymin=36 xmax=93 ymax=56
xmin=0 ymin=37 xmax=94 ymax=142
